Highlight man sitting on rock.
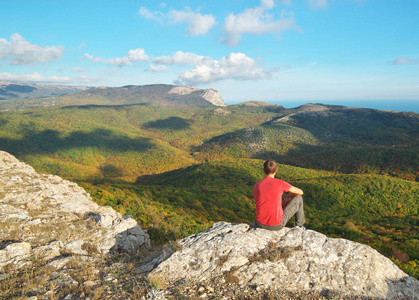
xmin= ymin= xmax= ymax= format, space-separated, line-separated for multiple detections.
xmin=253 ymin=159 xmax=305 ymax=231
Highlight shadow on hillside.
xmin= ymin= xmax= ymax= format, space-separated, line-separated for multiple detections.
xmin=0 ymin=118 xmax=8 ymax=127
xmin=100 ymin=164 xmax=124 ymax=178
xmin=143 ymin=117 xmax=191 ymax=130
xmin=61 ymin=103 xmax=149 ymax=110
xmin=0 ymin=128 xmax=154 ymax=156
xmin=254 ymin=142 xmax=418 ymax=181
xmin=135 ymin=162 xmax=257 ymax=188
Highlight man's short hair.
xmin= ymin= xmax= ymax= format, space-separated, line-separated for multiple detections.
xmin=263 ymin=160 xmax=277 ymax=175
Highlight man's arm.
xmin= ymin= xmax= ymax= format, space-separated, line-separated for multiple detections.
xmin=288 ymin=186 xmax=303 ymax=196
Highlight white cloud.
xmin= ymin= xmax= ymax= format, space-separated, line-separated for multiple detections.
xmin=154 ymin=51 xmax=212 ymax=65
xmin=0 ymin=33 xmax=64 ymax=65
xmin=81 ymin=53 xmax=102 ymax=63
xmin=220 ymin=0 xmax=299 ymax=46
xmin=168 ymin=8 xmax=216 ymax=36
xmin=308 ymin=0 xmax=328 ymax=10
xmin=81 ymin=53 xmax=94 ymax=59
xmin=105 ymin=48 xmax=149 ymax=66
xmin=0 ymin=72 xmax=101 ymax=84
xmin=92 ymin=57 xmax=102 ymax=63
xmin=58 ymin=66 xmax=67 ymax=72
xmin=81 ymin=49 xmax=148 ymax=66
xmin=139 ymin=6 xmax=216 ymax=36
xmin=146 ymin=64 xmax=169 ymax=72
xmin=0 ymin=72 xmax=71 ymax=83
xmin=71 ymin=67 xmax=89 ymax=72
xmin=163 ymin=52 xmax=278 ymax=85
xmin=138 ymin=7 xmax=162 ymax=21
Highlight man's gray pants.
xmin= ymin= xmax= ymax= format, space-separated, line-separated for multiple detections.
xmin=255 ymin=196 xmax=305 ymax=231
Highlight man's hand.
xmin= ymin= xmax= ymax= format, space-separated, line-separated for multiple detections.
xmin=282 ymin=193 xmax=294 ymax=207
xmin=282 ymin=186 xmax=303 ymax=208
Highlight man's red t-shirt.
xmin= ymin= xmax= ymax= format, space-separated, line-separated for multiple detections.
xmin=253 ymin=177 xmax=292 ymax=226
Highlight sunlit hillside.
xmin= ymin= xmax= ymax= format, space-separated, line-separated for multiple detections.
xmin=0 ymin=96 xmax=418 ymax=278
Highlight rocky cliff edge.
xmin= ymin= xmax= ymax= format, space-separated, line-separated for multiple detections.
xmin=168 ymin=86 xmax=226 ymax=106
xmin=0 ymin=151 xmax=150 ymax=273
xmin=149 ymin=222 xmax=419 ymax=299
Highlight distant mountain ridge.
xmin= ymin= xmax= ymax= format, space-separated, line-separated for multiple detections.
xmin=0 ymin=81 xmax=90 ymax=101
xmin=0 ymin=82 xmax=226 ymax=110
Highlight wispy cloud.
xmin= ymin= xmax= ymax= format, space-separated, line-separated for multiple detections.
xmin=0 ymin=72 xmax=100 ymax=84
xmin=139 ymin=6 xmax=216 ymax=36
xmin=138 ymin=7 xmax=164 ymax=22
xmin=168 ymin=7 xmax=216 ymax=36
xmin=220 ymin=0 xmax=299 ymax=47
xmin=307 ymin=0 xmax=328 ymax=10
xmin=0 ymin=72 xmax=70 ymax=83
xmin=81 ymin=53 xmax=102 ymax=63
xmin=0 ymin=33 xmax=64 ymax=65
xmin=391 ymin=57 xmax=419 ymax=65
xmin=71 ymin=67 xmax=89 ymax=72
xmin=105 ymin=48 xmax=149 ymax=66
xmin=81 ymin=49 xmax=149 ymax=67
xmin=146 ymin=64 xmax=169 ymax=72
xmin=154 ymin=51 xmax=212 ymax=65
xmin=81 ymin=53 xmax=94 ymax=59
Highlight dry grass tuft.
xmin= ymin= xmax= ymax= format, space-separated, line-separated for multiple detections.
xmin=248 ymin=242 xmax=303 ymax=264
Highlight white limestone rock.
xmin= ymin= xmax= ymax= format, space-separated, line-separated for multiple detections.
xmin=199 ymin=88 xmax=226 ymax=106
xmin=0 ymin=151 xmax=151 ymax=272
xmin=168 ymin=86 xmax=226 ymax=106
xmin=149 ymin=222 xmax=419 ymax=299
xmin=168 ymin=86 xmax=199 ymax=95
xmin=65 ymin=240 xmax=88 ymax=256
xmin=32 ymin=241 xmax=63 ymax=261
xmin=0 ymin=242 xmax=32 ymax=269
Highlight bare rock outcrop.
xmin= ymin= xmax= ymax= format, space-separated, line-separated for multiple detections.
xmin=169 ymin=85 xmax=226 ymax=106
xmin=168 ymin=85 xmax=199 ymax=95
xmin=0 ymin=151 xmax=150 ymax=271
xmin=199 ymin=88 xmax=226 ymax=106
xmin=149 ymin=222 xmax=419 ymax=299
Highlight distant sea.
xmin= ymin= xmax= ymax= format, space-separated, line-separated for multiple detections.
xmin=228 ymin=100 xmax=419 ymax=113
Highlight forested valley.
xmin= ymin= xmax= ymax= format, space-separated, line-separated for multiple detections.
xmin=0 ymin=98 xmax=418 ymax=278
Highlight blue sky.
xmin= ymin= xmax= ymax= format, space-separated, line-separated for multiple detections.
xmin=1 ymin=0 xmax=418 ymax=104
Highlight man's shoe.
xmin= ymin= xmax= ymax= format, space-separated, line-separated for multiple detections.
xmin=295 ymin=225 xmax=306 ymax=230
